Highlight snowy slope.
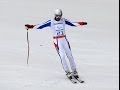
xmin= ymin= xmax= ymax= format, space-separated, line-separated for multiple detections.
xmin=0 ymin=0 xmax=119 ymax=90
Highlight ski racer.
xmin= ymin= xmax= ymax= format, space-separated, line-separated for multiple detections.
xmin=25 ymin=9 xmax=87 ymax=82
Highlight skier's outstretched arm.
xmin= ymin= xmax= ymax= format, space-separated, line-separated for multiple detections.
xmin=25 ymin=20 xmax=51 ymax=30
xmin=65 ymin=19 xmax=77 ymax=27
xmin=65 ymin=19 xmax=87 ymax=27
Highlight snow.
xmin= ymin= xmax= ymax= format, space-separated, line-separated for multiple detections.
xmin=0 ymin=0 xmax=119 ymax=90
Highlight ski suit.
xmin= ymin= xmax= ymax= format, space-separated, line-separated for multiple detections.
xmin=35 ymin=18 xmax=77 ymax=73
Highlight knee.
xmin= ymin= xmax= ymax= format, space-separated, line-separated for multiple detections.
xmin=59 ymin=53 xmax=65 ymax=60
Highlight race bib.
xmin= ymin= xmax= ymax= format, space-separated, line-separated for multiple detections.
xmin=55 ymin=24 xmax=65 ymax=35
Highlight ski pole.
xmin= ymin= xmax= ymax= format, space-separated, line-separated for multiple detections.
xmin=27 ymin=29 xmax=30 ymax=65
xmin=25 ymin=24 xmax=36 ymax=65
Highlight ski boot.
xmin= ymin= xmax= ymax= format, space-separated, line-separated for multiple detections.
xmin=66 ymin=72 xmax=77 ymax=84
xmin=72 ymin=71 xmax=84 ymax=83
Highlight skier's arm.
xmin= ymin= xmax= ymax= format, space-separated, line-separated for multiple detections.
xmin=25 ymin=20 xmax=51 ymax=30
xmin=65 ymin=19 xmax=87 ymax=27
xmin=65 ymin=19 xmax=77 ymax=27
xmin=35 ymin=20 xmax=51 ymax=29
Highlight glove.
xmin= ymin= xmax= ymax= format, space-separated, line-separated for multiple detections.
xmin=25 ymin=24 xmax=35 ymax=30
xmin=77 ymin=22 xmax=87 ymax=25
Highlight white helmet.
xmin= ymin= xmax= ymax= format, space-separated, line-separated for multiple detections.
xmin=54 ymin=9 xmax=63 ymax=16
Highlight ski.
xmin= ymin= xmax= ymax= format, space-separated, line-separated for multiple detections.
xmin=68 ymin=77 xmax=77 ymax=84
xmin=73 ymin=76 xmax=84 ymax=83
xmin=66 ymin=73 xmax=77 ymax=84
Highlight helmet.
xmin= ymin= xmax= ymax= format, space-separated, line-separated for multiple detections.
xmin=54 ymin=9 xmax=63 ymax=17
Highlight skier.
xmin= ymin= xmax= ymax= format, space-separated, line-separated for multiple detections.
xmin=25 ymin=9 xmax=87 ymax=83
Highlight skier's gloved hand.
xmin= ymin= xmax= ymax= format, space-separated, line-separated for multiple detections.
xmin=77 ymin=22 xmax=87 ymax=26
xmin=25 ymin=24 xmax=35 ymax=30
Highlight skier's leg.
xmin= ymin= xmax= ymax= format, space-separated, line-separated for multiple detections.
xmin=64 ymin=39 xmax=81 ymax=79
xmin=64 ymin=38 xmax=77 ymax=72
xmin=54 ymin=39 xmax=70 ymax=73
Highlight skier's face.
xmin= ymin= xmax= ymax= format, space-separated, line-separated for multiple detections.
xmin=55 ymin=15 xmax=62 ymax=21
